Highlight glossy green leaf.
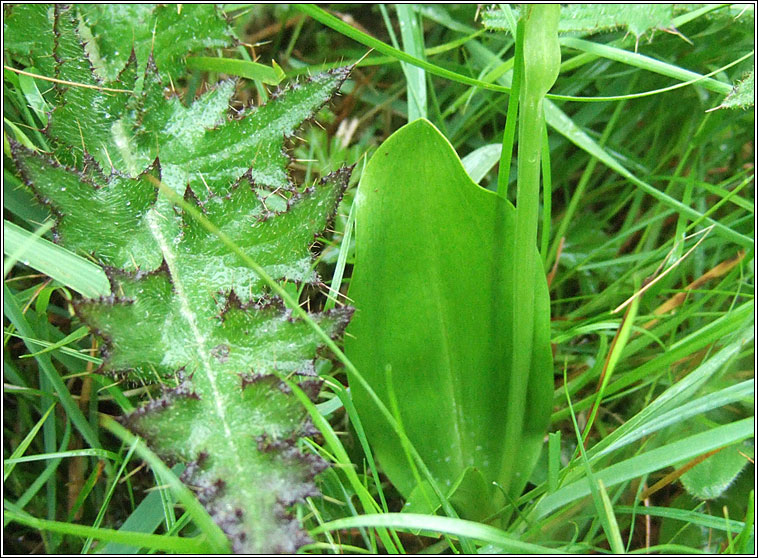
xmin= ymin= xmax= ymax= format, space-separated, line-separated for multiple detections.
xmin=6 ymin=4 xmax=354 ymax=552
xmin=404 ymin=466 xmax=496 ymax=522
xmin=345 ymin=119 xmax=552 ymax=511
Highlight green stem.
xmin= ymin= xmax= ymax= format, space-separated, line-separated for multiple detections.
xmin=496 ymin=18 xmax=524 ymax=199
xmin=501 ymin=4 xmax=560 ymax=495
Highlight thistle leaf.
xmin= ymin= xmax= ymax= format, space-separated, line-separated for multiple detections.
xmin=3 ymin=4 xmax=56 ymax=77
xmin=7 ymin=4 xmax=353 ymax=553
xmin=135 ymin=60 xmax=351 ymax=194
xmin=79 ymin=4 xmax=236 ymax=81
xmin=720 ymin=71 xmax=755 ymax=110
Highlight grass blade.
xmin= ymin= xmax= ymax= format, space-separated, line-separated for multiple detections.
xmin=4 ymin=220 xmax=110 ymax=297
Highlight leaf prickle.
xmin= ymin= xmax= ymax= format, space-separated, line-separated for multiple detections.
xmin=7 ymin=4 xmax=353 ymax=553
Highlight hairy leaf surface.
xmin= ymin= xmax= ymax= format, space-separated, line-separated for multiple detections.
xmin=483 ymin=4 xmax=676 ymax=39
xmin=7 ymin=4 xmax=352 ymax=553
xmin=79 ymin=4 xmax=236 ymax=80
xmin=721 ymin=71 xmax=755 ymax=109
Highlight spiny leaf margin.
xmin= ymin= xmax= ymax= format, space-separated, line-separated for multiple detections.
xmin=6 ymin=4 xmax=354 ymax=553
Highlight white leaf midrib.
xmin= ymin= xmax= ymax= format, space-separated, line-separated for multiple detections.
xmin=147 ymin=211 xmax=245 ymax=478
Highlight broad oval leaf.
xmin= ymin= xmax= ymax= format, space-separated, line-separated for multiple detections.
xmin=345 ymin=119 xmax=553 ymax=513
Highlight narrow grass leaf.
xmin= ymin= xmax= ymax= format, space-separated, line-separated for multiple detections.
xmin=614 ymin=505 xmax=745 ymax=533
xmin=461 ymin=143 xmax=501 ymax=184
xmin=560 ymin=38 xmax=732 ymax=96
xmin=565 ymin=368 xmax=625 ymax=554
xmin=96 ymin=465 xmax=185 ymax=554
xmin=296 ymin=4 xmax=512 ymax=94
xmin=4 ymin=448 xmax=121 ymax=466
xmin=186 ymin=57 xmax=284 ymax=84
xmin=588 ymin=324 xmax=753 ymax=461
xmin=287 ymin=380 xmax=400 ymax=553
xmin=3 ymin=285 xmax=100 ymax=449
xmin=733 ymin=491 xmax=754 ymax=553
xmin=3 ymin=403 xmax=56 ymax=481
xmin=3 ymin=220 xmax=109 ymax=297
xmin=8 ymin=420 xmax=71 ymax=515
xmin=20 ymin=326 xmax=90 ymax=359
xmin=534 ymin=417 xmax=755 ymax=519
xmin=311 ymin=513 xmax=565 ymax=554
xmin=3 ymin=510 xmax=210 ymax=554
xmin=81 ymin=440 xmax=139 ymax=553
xmin=395 ymin=4 xmax=427 ymax=121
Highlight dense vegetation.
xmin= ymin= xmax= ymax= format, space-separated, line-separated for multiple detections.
xmin=4 ymin=4 xmax=754 ymax=554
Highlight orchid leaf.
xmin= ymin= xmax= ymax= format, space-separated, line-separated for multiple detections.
xmin=345 ymin=119 xmax=553 ymax=514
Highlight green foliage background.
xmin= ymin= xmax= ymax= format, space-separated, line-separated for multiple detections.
xmin=3 ymin=4 xmax=754 ymax=554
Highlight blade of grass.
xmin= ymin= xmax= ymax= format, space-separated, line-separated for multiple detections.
xmin=4 ymin=448 xmax=121 ymax=466
xmin=533 ymin=417 xmax=755 ymax=519
xmin=545 ymin=85 xmax=629 ymax=270
xmin=588 ymin=326 xmax=753 ymax=462
xmin=186 ymin=56 xmax=284 ymax=85
xmin=496 ymin=16 xmax=523 ymax=198
xmin=65 ymin=459 xmax=104 ymax=523
xmin=733 ymin=491 xmax=754 ymax=553
xmin=100 ymin=416 xmax=231 ymax=554
xmin=3 ymin=510 xmax=210 ymax=554
xmin=3 ymin=219 xmax=54 ymax=276
xmin=20 ymin=325 xmax=89 ymax=359
xmin=296 ymin=4 xmax=512 ymax=94
xmin=286 ymin=379 xmax=401 ymax=553
xmin=3 ymin=402 xmax=56 ymax=481
xmin=548 ymin=51 xmax=753 ymax=102
xmin=5 ymin=332 xmax=102 ymax=364
xmin=395 ymin=4 xmax=427 ymax=121
xmin=560 ymin=37 xmax=732 ymax=96
xmin=4 ymin=284 xmax=100 ymax=449
xmin=542 ymin=103 xmax=751 ymax=249
xmin=614 ymin=504 xmax=744 ymax=533
xmin=81 ymin=440 xmax=139 ymax=552
xmin=565 ymin=368 xmax=626 ymax=554
xmin=581 ymin=285 xmax=640 ymax=446
xmin=311 ymin=513 xmax=567 ymax=554
xmin=8 ymin=420 xmax=71 ymax=517
xmin=552 ymin=301 xmax=753 ymax=422
xmin=96 ymin=464 xmax=186 ymax=554
xmin=4 ymin=220 xmax=110 ymax=297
